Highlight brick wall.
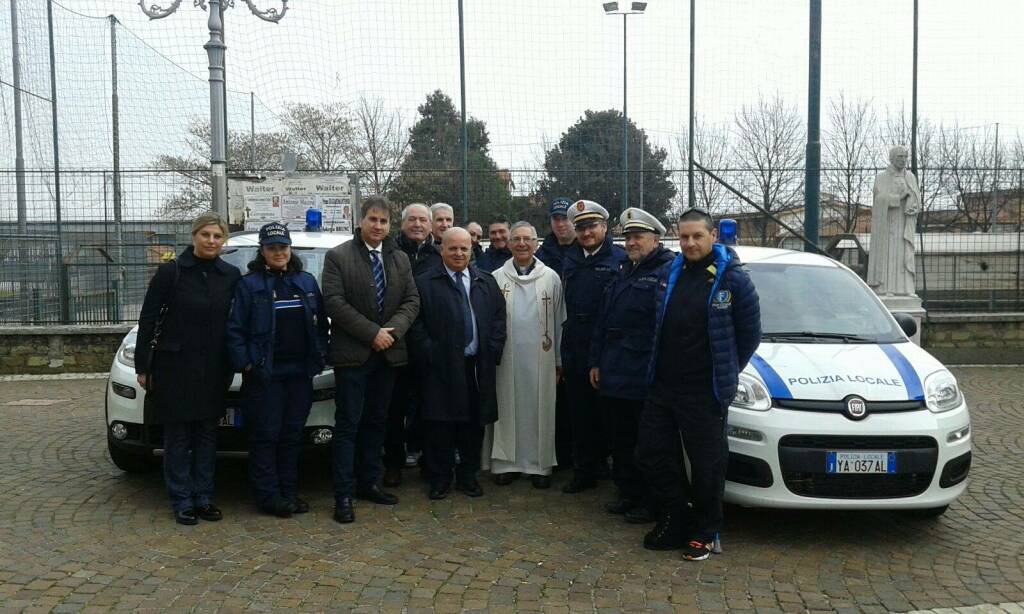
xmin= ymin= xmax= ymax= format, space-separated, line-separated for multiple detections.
xmin=0 ymin=326 xmax=132 ymax=375
xmin=922 ymin=313 xmax=1024 ymax=365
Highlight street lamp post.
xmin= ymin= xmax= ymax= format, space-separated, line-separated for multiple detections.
xmin=139 ymin=0 xmax=288 ymax=219
xmin=603 ymin=2 xmax=646 ymax=213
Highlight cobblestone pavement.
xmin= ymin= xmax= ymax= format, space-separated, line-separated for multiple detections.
xmin=0 ymin=367 xmax=1022 ymax=613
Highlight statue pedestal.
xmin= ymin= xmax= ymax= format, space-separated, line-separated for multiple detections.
xmin=878 ymin=294 xmax=925 ymax=345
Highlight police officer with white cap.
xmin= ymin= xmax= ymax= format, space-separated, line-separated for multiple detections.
xmin=589 ymin=208 xmax=675 ymax=522
xmin=560 ymin=200 xmax=628 ymax=493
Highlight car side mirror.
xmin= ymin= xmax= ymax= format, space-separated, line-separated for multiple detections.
xmin=892 ymin=312 xmax=917 ymax=338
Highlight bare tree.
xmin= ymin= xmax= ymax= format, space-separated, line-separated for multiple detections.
xmin=677 ymin=116 xmax=732 ymax=217
xmin=732 ymin=94 xmax=805 ymax=245
xmin=348 ymin=97 xmax=410 ymax=197
xmin=936 ymin=123 xmax=1004 ymax=232
xmin=280 ymin=102 xmax=354 ymax=173
xmin=823 ymin=92 xmax=876 ymax=233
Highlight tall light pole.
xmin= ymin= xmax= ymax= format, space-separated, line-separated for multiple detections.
xmin=139 ymin=0 xmax=288 ymax=219
xmin=603 ymin=2 xmax=646 ymax=213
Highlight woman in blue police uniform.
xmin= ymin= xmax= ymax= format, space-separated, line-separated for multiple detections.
xmin=589 ymin=208 xmax=675 ymax=524
xmin=227 ymin=222 xmax=330 ymax=518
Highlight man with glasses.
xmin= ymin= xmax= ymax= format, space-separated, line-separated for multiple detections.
xmin=560 ymin=200 xmax=627 ymax=494
xmin=638 ymin=208 xmax=761 ymax=561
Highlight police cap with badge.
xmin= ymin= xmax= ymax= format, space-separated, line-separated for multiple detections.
xmin=549 ymin=197 xmax=572 ymax=218
xmin=619 ymin=207 xmax=666 ymax=236
xmin=568 ymin=199 xmax=609 ymax=228
xmin=259 ymin=222 xmax=291 ymax=246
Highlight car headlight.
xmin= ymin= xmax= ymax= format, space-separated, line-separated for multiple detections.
xmin=733 ymin=373 xmax=771 ymax=411
xmin=116 ymin=342 xmax=136 ymax=368
xmin=924 ymin=370 xmax=963 ymax=413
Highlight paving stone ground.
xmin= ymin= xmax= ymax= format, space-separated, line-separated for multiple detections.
xmin=0 ymin=367 xmax=1022 ymax=612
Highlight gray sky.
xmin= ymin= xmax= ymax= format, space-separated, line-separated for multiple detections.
xmin=2 ymin=0 xmax=1022 ymax=212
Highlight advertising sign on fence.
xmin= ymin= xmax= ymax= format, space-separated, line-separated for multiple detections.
xmin=229 ymin=175 xmax=354 ymax=232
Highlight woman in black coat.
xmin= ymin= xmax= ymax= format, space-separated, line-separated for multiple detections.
xmin=135 ymin=212 xmax=241 ymax=526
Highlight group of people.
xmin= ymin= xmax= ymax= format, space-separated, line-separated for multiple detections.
xmin=135 ymin=194 xmax=761 ymax=562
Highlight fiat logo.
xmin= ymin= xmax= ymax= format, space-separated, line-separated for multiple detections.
xmin=845 ymin=396 xmax=868 ymax=420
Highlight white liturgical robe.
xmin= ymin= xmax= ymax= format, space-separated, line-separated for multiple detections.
xmin=484 ymin=257 xmax=565 ymax=476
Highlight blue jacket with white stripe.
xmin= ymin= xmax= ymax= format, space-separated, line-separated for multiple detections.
xmin=649 ymin=243 xmax=762 ymax=412
xmin=226 ymin=269 xmax=330 ymax=380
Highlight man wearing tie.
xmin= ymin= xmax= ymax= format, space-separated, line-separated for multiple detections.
xmin=322 ymin=197 xmax=420 ymax=524
xmin=409 ymin=228 xmax=507 ymax=500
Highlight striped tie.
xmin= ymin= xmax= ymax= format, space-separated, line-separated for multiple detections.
xmin=370 ymin=250 xmax=386 ymax=315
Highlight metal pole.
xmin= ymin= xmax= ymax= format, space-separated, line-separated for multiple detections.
xmin=910 ymin=0 xmax=919 ymax=176
xmin=110 ymin=15 xmax=123 ymax=321
xmin=803 ymin=0 xmax=821 ymax=250
xmin=639 ymin=128 xmax=644 ymax=210
xmin=47 ymin=0 xmax=69 ymax=323
xmin=991 ymin=122 xmax=1000 ymax=232
xmin=458 ymin=0 xmax=469 ymax=224
xmin=622 ymin=13 xmax=629 ymax=213
xmin=250 ymin=91 xmax=256 ymax=170
xmin=10 ymin=0 xmax=27 ymax=234
xmin=688 ymin=0 xmax=696 ymax=209
xmin=205 ymin=0 xmax=228 ymax=218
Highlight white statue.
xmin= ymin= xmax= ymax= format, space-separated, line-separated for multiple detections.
xmin=867 ymin=145 xmax=920 ymax=297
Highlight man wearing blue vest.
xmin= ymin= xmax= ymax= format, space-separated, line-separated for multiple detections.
xmin=638 ymin=208 xmax=761 ymax=561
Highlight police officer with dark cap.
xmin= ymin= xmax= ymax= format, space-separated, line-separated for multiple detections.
xmin=589 ymin=208 xmax=674 ymax=522
xmin=227 ymin=222 xmax=330 ymax=517
xmin=536 ymin=197 xmax=578 ymax=278
xmin=560 ymin=200 xmax=627 ymax=493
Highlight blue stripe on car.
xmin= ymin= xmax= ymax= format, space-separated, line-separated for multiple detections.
xmin=749 ymin=353 xmax=792 ymax=399
xmin=879 ymin=344 xmax=924 ymax=400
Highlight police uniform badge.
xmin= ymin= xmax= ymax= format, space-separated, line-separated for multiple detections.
xmin=713 ymin=289 xmax=732 ymax=309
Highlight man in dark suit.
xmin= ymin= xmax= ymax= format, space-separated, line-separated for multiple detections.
xmin=408 ymin=227 xmax=507 ymax=500
xmin=322 ymin=196 xmax=420 ymax=524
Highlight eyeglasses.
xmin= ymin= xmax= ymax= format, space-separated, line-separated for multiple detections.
xmin=509 ymin=237 xmax=538 ymax=244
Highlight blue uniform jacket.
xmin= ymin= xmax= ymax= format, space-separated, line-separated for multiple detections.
xmin=226 ymin=269 xmax=330 ymax=380
xmin=535 ymin=233 xmax=577 ymax=278
xmin=649 ymin=243 xmax=762 ymax=412
xmin=561 ymin=235 xmax=628 ymax=374
xmin=590 ymin=244 xmax=676 ymax=400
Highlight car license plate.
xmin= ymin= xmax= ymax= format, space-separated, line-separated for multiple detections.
xmin=219 ymin=407 xmax=242 ymax=427
xmin=826 ymin=451 xmax=896 ymax=474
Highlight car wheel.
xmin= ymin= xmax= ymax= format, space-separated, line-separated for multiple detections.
xmin=108 ymin=441 xmax=155 ymax=474
xmin=904 ymin=505 xmax=949 ymax=519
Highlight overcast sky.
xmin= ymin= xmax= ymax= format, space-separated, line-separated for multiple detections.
xmin=3 ymin=0 xmax=1022 ymax=176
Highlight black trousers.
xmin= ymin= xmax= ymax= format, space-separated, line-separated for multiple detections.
xmin=383 ymin=367 xmax=420 ymax=470
xmin=636 ymin=391 xmax=728 ymax=541
xmin=565 ymin=369 xmax=609 ymax=480
xmin=423 ymin=357 xmax=484 ymax=488
xmin=599 ymin=395 xmax=647 ymax=502
xmin=554 ymin=379 xmax=573 ymax=468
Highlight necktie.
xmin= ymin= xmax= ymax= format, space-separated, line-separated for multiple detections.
xmin=370 ymin=250 xmax=386 ymax=315
xmin=455 ymin=271 xmax=474 ymax=349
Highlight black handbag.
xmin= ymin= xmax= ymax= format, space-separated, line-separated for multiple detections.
xmin=142 ymin=260 xmax=180 ymax=395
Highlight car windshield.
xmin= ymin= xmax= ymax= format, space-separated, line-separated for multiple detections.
xmin=745 ymin=262 xmax=904 ymax=343
xmin=219 ymin=247 xmax=329 ymax=283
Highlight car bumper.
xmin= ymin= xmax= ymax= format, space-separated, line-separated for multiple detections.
xmin=723 ymin=402 xmax=971 ymax=510
xmin=106 ymin=357 xmax=337 ymax=456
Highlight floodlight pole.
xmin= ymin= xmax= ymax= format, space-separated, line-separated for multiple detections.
xmin=458 ymin=0 xmax=469 ymax=224
xmin=10 ymin=0 xmax=27 ymax=233
xmin=605 ymin=3 xmax=645 ymax=213
xmin=138 ymin=0 xmax=288 ymax=219
xmin=804 ymin=0 xmax=821 ymax=251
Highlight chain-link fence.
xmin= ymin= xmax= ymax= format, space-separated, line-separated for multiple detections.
xmin=2 ymin=1 xmax=1022 ymax=324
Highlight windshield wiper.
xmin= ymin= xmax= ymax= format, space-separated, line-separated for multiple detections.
xmin=763 ymin=331 xmax=875 ymax=343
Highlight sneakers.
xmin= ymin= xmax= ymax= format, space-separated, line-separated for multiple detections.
xmin=682 ymin=539 xmax=713 ymax=561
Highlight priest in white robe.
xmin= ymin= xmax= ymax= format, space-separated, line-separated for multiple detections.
xmin=485 ymin=221 xmax=566 ymax=489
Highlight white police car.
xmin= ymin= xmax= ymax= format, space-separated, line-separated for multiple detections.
xmin=723 ymin=245 xmax=970 ymax=516
xmin=105 ymin=229 xmax=352 ymax=472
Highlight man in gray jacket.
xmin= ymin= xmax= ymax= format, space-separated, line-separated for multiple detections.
xmin=322 ymin=196 xmax=420 ymax=524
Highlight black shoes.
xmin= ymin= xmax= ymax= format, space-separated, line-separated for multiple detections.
xmin=290 ymin=497 xmax=310 ymax=514
xmin=643 ymin=509 xmax=686 ymax=551
xmin=562 ymin=476 xmax=598 ymax=494
xmin=195 ymin=503 xmax=223 ymax=522
xmin=455 ymin=479 xmax=484 ymax=498
xmin=531 ymin=475 xmax=551 ymax=489
xmin=174 ymin=508 xmax=198 ymax=526
xmin=261 ymin=498 xmax=297 ymax=518
xmin=428 ymin=484 xmax=449 ymax=500
xmin=333 ymin=497 xmax=355 ymax=524
xmin=604 ymin=498 xmax=636 ymax=515
xmin=493 ymin=472 xmax=519 ymax=486
xmin=355 ymin=485 xmax=399 ymax=505
xmin=383 ymin=467 xmax=403 ymax=488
